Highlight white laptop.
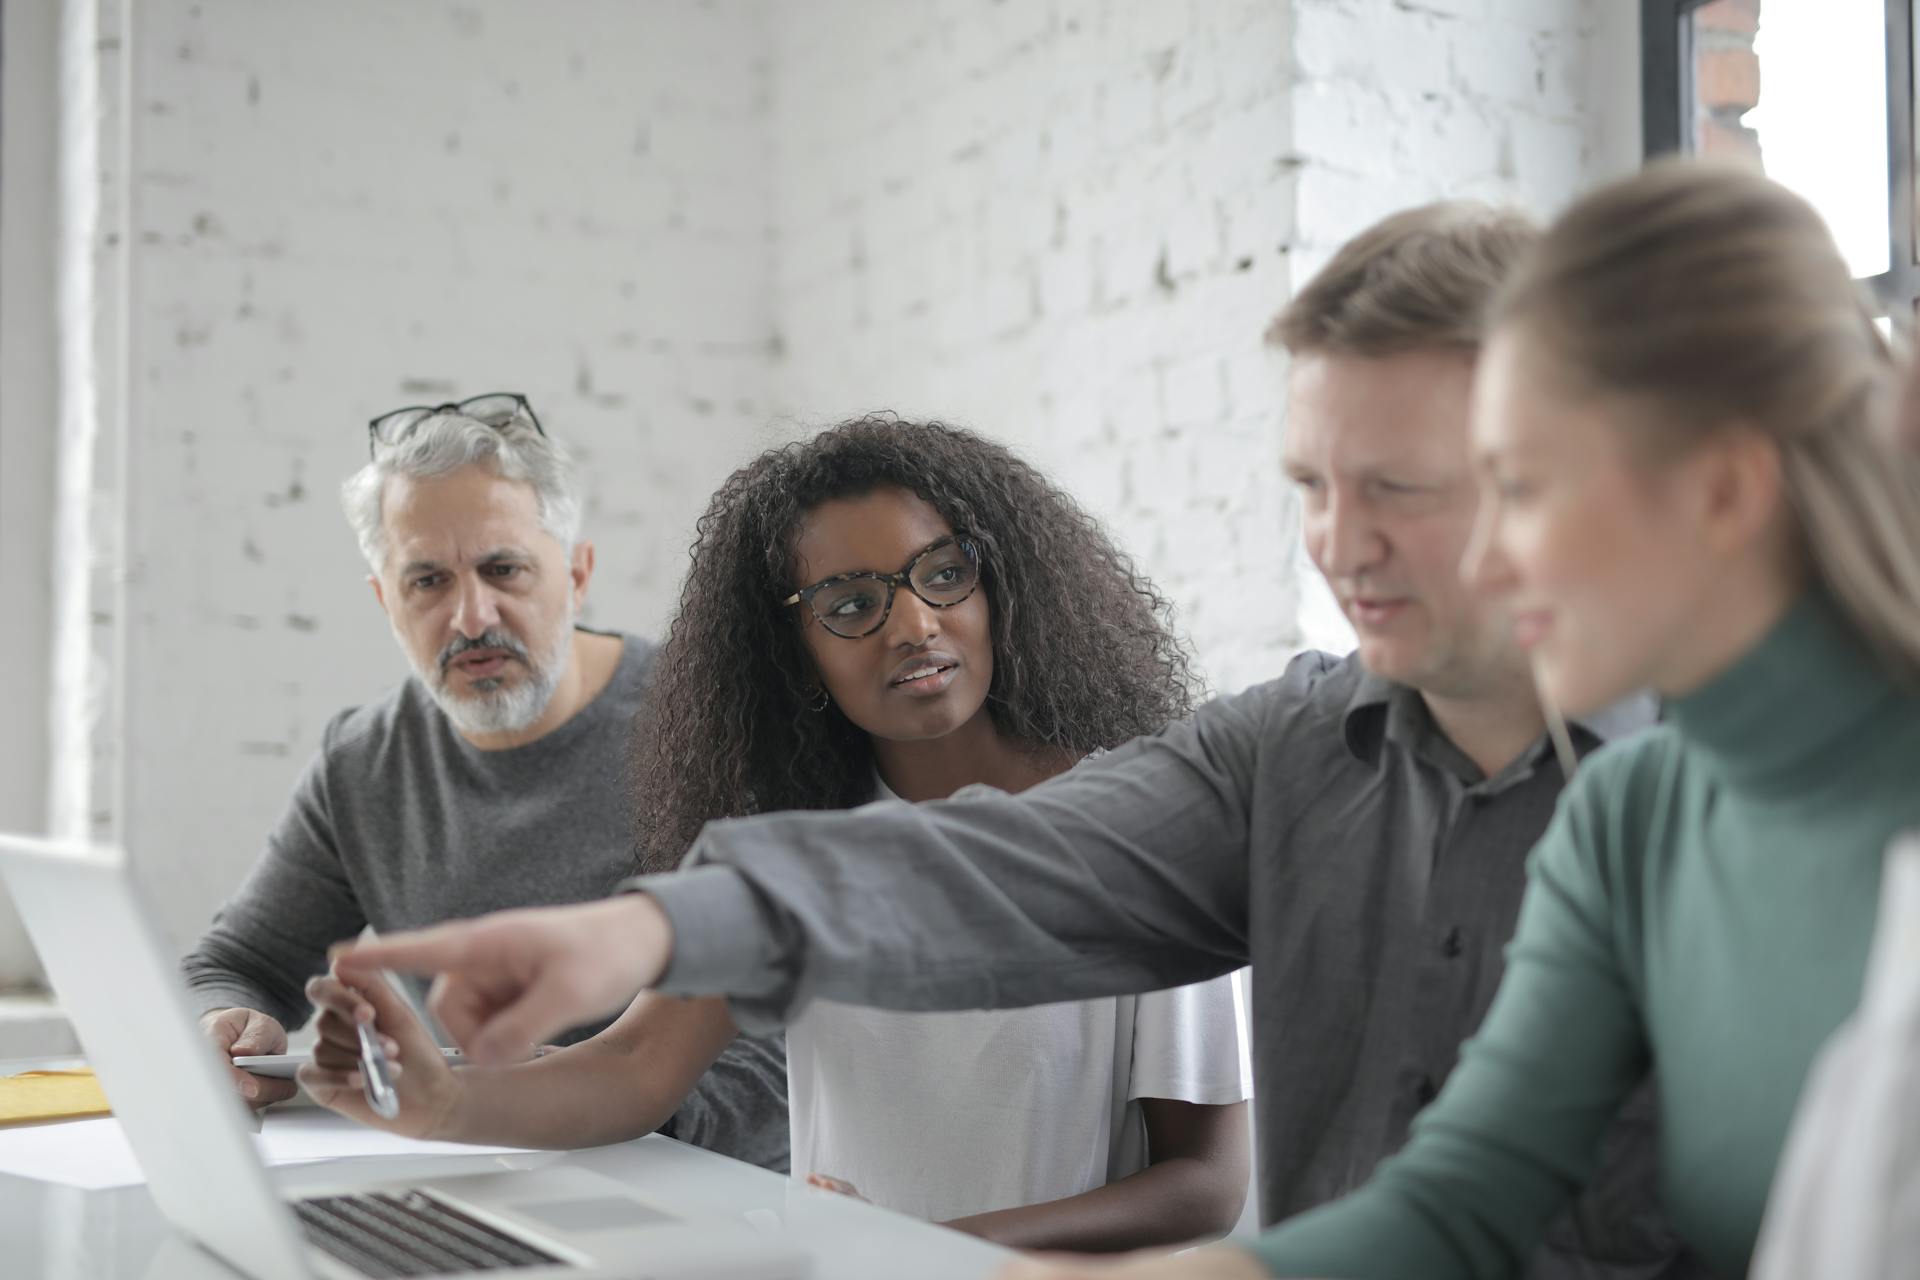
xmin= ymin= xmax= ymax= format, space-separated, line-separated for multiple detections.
xmin=0 ymin=833 xmax=809 ymax=1280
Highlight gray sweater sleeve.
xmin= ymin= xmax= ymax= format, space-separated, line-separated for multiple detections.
xmin=180 ymin=737 xmax=365 ymax=1030
xmin=635 ymin=685 xmax=1269 ymax=1031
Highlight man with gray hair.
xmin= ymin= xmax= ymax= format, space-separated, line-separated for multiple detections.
xmin=183 ymin=393 xmax=788 ymax=1171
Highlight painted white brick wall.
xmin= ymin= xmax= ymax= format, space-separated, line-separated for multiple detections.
xmin=10 ymin=1 xmax=1641 ymax=1011
xmin=1285 ymin=0 xmax=1637 ymax=649
xmin=766 ymin=1 xmax=1302 ymax=697
xmin=1289 ymin=0 xmax=1625 ymax=272
xmin=766 ymin=0 xmax=1637 ymax=697
xmin=115 ymin=0 xmax=776 ymax=954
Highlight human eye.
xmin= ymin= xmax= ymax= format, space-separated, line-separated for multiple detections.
xmin=482 ymin=562 xmax=523 ymax=579
xmin=1371 ymin=477 xmax=1428 ymax=497
xmin=916 ymin=546 xmax=977 ymax=591
xmin=823 ymin=587 xmax=880 ymax=617
xmin=921 ymin=554 xmax=971 ymax=586
xmin=411 ymin=571 xmax=447 ymax=591
xmin=1482 ymin=463 xmax=1536 ymax=502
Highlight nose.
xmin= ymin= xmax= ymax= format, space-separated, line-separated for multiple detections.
xmin=883 ymin=584 xmax=942 ymax=649
xmin=450 ymin=573 xmax=503 ymax=638
xmin=1309 ymin=488 xmax=1387 ymax=581
xmin=1461 ymin=497 xmax=1516 ymax=599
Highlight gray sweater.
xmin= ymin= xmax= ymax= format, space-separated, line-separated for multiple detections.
xmin=182 ymin=630 xmax=789 ymax=1171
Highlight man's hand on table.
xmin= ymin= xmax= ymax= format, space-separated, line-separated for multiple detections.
xmin=199 ymin=1007 xmax=297 ymax=1107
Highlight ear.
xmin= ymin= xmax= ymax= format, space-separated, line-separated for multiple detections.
xmin=368 ymin=572 xmax=388 ymax=615
xmin=569 ymin=540 xmax=595 ymax=609
xmin=1698 ymin=429 xmax=1786 ymax=556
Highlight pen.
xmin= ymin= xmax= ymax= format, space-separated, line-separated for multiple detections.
xmin=352 ymin=924 xmax=403 ymax=1120
xmin=345 ymin=922 xmax=551 ymax=1118
xmin=356 ymin=1016 xmax=401 ymax=1120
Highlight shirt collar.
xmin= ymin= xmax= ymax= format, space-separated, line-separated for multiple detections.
xmin=1340 ymin=667 xmax=1656 ymax=784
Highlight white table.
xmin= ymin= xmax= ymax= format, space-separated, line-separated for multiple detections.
xmin=0 ymin=1059 xmax=1015 ymax=1280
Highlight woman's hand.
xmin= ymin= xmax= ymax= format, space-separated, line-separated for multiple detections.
xmin=296 ymin=967 xmax=461 ymax=1140
xmin=329 ymin=896 xmax=673 ymax=1065
xmin=998 ymin=1246 xmax=1271 ymax=1279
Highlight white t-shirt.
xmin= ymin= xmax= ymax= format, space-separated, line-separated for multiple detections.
xmin=786 ymin=778 xmax=1252 ymax=1223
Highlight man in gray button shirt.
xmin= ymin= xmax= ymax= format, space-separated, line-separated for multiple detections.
xmin=347 ymin=214 xmax=1702 ymax=1274
xmin=182 ymin=397 xmax=787 ymax=1172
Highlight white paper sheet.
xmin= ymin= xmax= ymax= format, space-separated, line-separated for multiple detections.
xmin=0 ymin=1110 xmax=535 ymax=1190
xmin=0 ymin=1117 xmax=149 ymax=1190
xmin=255 ymin=1109 xmax=534 ymax=1163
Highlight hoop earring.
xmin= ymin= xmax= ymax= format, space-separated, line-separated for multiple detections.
xmin=805 ymin=684 xmax=830 ymax=713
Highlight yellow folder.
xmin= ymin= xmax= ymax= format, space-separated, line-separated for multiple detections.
xmin=0 ymin=1069 xmax=111 ymax=1126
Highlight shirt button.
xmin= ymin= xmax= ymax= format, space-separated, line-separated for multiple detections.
xmin=1440 ymin=926 xmax=1463 ymax=958
xmin=1415 ymin=1075 xmax=1438 ymax=1106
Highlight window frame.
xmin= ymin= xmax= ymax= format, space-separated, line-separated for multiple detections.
xmin=1641 ymin=0 xmax=1920 ymax=320
xmin=0 ymin=0 xmax=59 ymax=993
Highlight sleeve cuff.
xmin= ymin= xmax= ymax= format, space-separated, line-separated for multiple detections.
xmin=616 ymin=866 xmax=787 ymax=1006
xmin=184 ymin=983 xmax=293 ymax=1028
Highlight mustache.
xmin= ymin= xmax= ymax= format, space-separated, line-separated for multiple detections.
xmin=439 ymin=629 xmax=530 ymax=673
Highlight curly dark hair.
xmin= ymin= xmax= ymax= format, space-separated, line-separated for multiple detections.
xmin=629 ymin=413 xmax=1200 ymax=873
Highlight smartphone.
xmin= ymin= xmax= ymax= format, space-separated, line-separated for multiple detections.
xmin=232 ymin=1047 xmax=469 ymax=1079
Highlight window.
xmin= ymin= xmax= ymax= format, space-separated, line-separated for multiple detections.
xmin=1642 ymin=0 xmax=1918 ymax=323
xmin=0 ymin=0 xmax=59 ymax=993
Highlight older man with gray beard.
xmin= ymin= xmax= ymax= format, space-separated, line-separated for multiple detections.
xmin=182 ymin=394 xmax=789 ymax=1172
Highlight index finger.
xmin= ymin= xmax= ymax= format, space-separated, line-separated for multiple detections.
xmin=329 ymin=923 xmax=474 ymax=978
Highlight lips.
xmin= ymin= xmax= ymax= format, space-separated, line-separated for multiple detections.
xmin=1512 ymin=610 xmax=1553 ymax=649
xmin=451 ymin=649 xmax=518 ymax=676
xmin=1347 ymin=597 xmax=1411 ymax=628
xmin=887 ymin=651 xmax=961 ymax=690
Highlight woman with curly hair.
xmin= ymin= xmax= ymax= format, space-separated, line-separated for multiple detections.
xmin=304 ymin=415 xmax=1251 ymax=1251
xmin=631 ymin=412 xmax=1200 ymax=866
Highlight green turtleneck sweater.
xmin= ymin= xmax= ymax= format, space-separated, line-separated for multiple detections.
xmin=1250 ymin=593 xmax=1920 ymax=1279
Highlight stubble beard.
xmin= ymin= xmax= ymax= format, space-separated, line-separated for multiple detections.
xmin=415 ymin=602 xmax=576 ymax=736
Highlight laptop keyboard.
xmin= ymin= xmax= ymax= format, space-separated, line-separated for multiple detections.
xmin=294 ymin=1189 xmax=570 ymax=1276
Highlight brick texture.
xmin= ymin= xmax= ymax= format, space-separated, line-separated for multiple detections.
xmin=765 ymin=1 xmax=1301 ymax=697
xmin=766 ymin=0 xmax=1623 ymax=697
xmin=113 ymin=0 xmax=776 ymax=951
xmin=72 ymin=0 xmax=1631 ymax=959
xmin=1693 ymin=0 xmax=1763 ymax=158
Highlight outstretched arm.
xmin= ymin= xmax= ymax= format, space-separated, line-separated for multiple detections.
xmin=649 ymin=687 xmax=1273 ymax=1027
xmin=339 ymin=679 xmax=1288 ymax=1061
